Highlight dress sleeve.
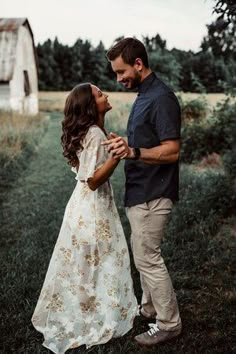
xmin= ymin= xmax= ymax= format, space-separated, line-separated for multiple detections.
xmin=72 ymin=127 xmax=108 ymax=182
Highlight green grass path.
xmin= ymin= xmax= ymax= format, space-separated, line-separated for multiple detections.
xmin=0 ymin=114 xmax=235 ymax=353
xmin=0 ymin=114 xmax=141 ymax=354
xmin=0 ymin=113 xmax=77 ymax=352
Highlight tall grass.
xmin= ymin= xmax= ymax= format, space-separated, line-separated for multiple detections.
xmin=0 ymin=110 xmax=48 ymax=166
xmin=0 ymin=110 xmax=49 ymax=207
xmin=105 ymin=102 xmax=132 ymax=135
xmin=1 ymin=96 xmax=235 ymax=353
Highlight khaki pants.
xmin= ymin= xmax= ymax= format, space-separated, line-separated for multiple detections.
xmin=126 ymin=198 xmax=181 ymax=331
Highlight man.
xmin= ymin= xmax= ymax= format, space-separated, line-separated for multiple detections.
xmin=103 ymin=37 xmax=182 ymax=346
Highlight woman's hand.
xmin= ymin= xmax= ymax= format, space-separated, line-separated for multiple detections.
xmin=102 ymin=132 xmax=133 ymax=159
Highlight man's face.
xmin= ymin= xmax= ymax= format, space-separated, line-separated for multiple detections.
xmin=110 ymin=55 xmax=142 ymax=90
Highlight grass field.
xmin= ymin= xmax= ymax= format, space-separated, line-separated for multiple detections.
xmin=39 ymin=91 xmax=229 ymax=113
xmin=0 ymin=95 xmax=235 ymax=353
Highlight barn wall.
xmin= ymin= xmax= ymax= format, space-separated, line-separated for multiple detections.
xmin=0 ymin=30 xmax=18 ymax=81
xmin=10 ymin=26 xmax=38 ymax=115
xmin=0 ymin=83 xmax=10 ymax=109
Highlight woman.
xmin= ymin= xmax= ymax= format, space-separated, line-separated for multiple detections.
xmin=31 ymin=83 xmax=138 ymax=353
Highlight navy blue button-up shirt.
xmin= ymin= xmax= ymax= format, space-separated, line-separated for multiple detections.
xmin=124 ymin=72 xmax=181 ymax=207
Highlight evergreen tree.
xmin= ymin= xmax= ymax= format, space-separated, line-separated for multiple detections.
xmin=170 ymin=49 xmax=197 ymax=92
xmin=80 ymin=40 xmax=94 ymax=82
xmin=201 ymin=19 xmax=236 ymax=62
xmin=70 ymin=39 xmax=84 ymax=88
xmin=37 ymin=40 xmax=61 ymax=90
xmin=213 ymin=0 xmax=236 ymax=22
xmin=149 ymin=49 xmax=182 ymax=91
xmin=35 ymin=0 xmax=235 ymax=94
xmin=89 ymin=41 xmax=108 ymax=88
xmin=142 ymin=34 xmax=181 ymax=90
xmin=143 ymin=34 xmax=166 ymax=51
xmin=53 ymin=38 xmax=72 ymax=90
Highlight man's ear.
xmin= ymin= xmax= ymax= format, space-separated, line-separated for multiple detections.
xmin=135 ymin=58 xmax=143 ymax=71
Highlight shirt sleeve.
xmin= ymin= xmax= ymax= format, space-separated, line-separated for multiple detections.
xmin=152 ymin=94 xmax=181 ymax=142
xmin=72 ymin=127 xmax=108 ymax=182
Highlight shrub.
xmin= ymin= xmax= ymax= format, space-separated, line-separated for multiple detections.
xmin=166 ymin=165 xmax=236 ymax=244
xmin=213 ymin=98 xmax=236 ymax=149
xmin=180 ymin=98 xmax=236 ymax=163
xmin=178 ymin=95 xmax=209 ymax=121
xmin=222 ymin=147 xmax=236 ymax=177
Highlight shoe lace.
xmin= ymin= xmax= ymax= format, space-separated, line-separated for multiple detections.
xmin=147 ymin=323 xmax=160 ymax=336
xmin=136 ymin=307 xmax=141 ymax=316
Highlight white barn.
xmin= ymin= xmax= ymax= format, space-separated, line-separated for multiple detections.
xmin=0 ymin=18 xmax=38 ymax=115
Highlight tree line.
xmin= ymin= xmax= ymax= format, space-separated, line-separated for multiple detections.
xmin=36 ymin=1 xmax=235 ymax=93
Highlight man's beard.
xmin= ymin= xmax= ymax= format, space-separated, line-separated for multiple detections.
xmin=128 ymin=70 xmax=142 ymax=90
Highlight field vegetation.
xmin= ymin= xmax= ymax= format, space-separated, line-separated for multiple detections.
xmin=0 ymin=92 xmax=235 ymax=353
xmin=38 ymin=91 xmax=229 ymax=113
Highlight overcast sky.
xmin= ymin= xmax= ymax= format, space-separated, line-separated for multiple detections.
xmin=1 ymin=0 xmax=217 ymax=52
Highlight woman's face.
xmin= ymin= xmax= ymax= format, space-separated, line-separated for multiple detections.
xmin=91 ymin=85 xmax=112 ymax=114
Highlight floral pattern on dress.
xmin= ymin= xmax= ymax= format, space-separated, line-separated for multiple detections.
xmin=31 ymin=125 xmax=138 ymax=354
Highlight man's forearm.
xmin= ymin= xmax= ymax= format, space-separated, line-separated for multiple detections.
xmin=102 ymin=135 xmax=180 ymax=164
xmin=127 ymin=140 xmax=180 ymax=164
xmin=128 ymin=146 xmax=179 ymax=164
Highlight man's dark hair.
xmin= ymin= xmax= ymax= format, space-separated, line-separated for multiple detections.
xmin=106 ymin=37 xmax=149 ymax=68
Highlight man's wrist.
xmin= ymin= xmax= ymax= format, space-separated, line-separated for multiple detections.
xmin=131 ymin=147 xmax=141 ymax=160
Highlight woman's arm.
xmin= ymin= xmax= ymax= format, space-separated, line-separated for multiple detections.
xmin=87 ymin=157 xmax=120 ymax=191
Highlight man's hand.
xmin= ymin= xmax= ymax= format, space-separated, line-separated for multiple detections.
xmin=103 ymin=133 xmax=180 ymax=164
xmin=102 ymin=132 xmax=133 ymax=159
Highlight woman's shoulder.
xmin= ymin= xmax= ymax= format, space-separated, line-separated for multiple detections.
xmin=80 ymin=125 xmax=106 ymax=149
xmin=87 ymin=125 xmax=106 ymax=139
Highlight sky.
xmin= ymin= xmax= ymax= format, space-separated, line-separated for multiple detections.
xmin=1 ymin=0 xmax=217 ymax=52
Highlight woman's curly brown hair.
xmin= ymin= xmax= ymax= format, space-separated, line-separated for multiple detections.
xmin=61 ymin=83 xmax=99 ymax=167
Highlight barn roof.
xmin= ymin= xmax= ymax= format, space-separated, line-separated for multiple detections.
xmin=0 ymin=18 xmax=37 ymax=82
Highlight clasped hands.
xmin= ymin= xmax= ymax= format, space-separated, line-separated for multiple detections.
xmin=102 ymin=132 xmax=132 ymax=160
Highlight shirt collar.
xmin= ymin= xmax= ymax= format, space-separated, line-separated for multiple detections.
xmin=138 ymin=72 xmax=156 ymax=93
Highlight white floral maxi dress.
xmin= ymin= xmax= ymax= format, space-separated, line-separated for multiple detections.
xmin=31 ymin=125 xmax=138 ymax=354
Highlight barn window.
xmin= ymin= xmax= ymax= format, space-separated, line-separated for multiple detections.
xmin=23 ymin=70 xmax=31 ymax=96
